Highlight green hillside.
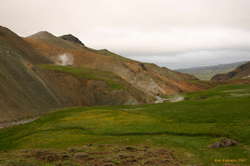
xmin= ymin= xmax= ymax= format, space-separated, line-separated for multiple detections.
xmin=0 ymin=84 xmax=250 ymax=166
xmin=38 ymin=64 xmax=125 ymax=90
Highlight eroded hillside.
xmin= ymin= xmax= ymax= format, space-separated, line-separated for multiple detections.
xmin=25 ymin=32 xmax=207 ymax=96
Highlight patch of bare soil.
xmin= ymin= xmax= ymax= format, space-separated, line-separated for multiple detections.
xmin=2 ymin=144 xmax=182 ymax=166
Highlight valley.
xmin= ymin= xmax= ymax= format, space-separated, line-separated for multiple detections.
xmin=2 ymin=1 xmax=250 ymax=165
xmin=0 ymin=84 xmax=250 ymax=166
xmin=0 ymin=25 xmax=250 ymax=166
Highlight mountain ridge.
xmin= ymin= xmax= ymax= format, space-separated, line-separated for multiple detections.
xmin=60 ymin=34 xmax=85 ymax=46
xmin=25 ymin=31 xmax=206 ymax=96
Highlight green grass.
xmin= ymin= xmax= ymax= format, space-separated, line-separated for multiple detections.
xmin=38 ymin=64 xmax=124 ymax=90
xmin=0 ymin=84 xmax=250 ymax=165
xmin=185 ymin=84 xmax=250 ymax=100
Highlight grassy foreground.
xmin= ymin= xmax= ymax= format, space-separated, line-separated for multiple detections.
xmin=0 ymin=84 xmax=250 ymax=166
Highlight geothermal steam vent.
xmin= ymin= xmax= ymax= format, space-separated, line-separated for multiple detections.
xmin=56 ymin=53 xmax=74 ymax=66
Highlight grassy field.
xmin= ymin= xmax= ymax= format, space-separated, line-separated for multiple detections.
xmin=0 ymin=84 xmax=250 ymax=166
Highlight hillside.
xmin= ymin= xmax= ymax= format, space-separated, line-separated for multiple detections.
xmin=177 ymin=61 xmax=246 ymax=80
xmin=36 ymin=64 xmax=152 ymax=106
xmin=0 ymin=26 xmax=152 ymax=124
xmin=0 ymin=26 xmax=61 ymax=123
xmin=25 ymin=31 xmax=207 ymax=96
xmin=0 ymin=84 xmax=250 ymax=166
xmin=212 ymin=61 xmax=250 ymax=81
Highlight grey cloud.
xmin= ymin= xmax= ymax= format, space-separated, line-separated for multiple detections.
xmin=123 ymin=49 xmax=250 ymax=69
xmin=1 ymin=0 xmax=250 ymax=68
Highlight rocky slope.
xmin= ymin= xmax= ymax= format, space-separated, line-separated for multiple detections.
xmin=25 ymin=31 xmax=206 ymax=96
xmin=212 ymin=61 xmax=250 ymax=81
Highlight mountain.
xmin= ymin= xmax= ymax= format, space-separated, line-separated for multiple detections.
xmin=177 ymin=61 xmax=246 ymax=80
xmin=0 ymin=27 xmax=149 ymax=123
xmin=0 ymin=27 xmax=154 ymax=123
xmin=212 ymin=61 xmax=250 ymax=81
xmin=0 ymin=26 xmax=208 ymax=123
xmin=25 ymin=31 xmax=206 ymax=96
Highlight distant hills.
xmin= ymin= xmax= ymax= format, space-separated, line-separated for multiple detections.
xmin=177 ymin=61 xmax=247 ymax=80
xmin=0 ymin=26 xmax=207 ymax=123
xmin=212 ymin=61 xmax=250 ymax=81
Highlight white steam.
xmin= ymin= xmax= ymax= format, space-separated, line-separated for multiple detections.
xmin=56 ymin=53 xmax=74 ymax=66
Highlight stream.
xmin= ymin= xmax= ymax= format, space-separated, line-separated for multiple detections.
xmin=0 ymin=118 xmax=37 ymax=129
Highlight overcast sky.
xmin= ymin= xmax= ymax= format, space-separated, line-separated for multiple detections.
xmin=1 ymin=0 xmax=250 ymax=69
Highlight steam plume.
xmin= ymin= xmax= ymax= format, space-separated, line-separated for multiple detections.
xmin=56 ymin=53 xmax=74 ymax=66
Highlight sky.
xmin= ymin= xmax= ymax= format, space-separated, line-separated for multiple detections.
xmin=1 ymin=0 xmax=250 ymax=69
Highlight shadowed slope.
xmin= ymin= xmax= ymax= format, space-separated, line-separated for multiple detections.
xmin=0 ymin=26 xmax=61 ymax=123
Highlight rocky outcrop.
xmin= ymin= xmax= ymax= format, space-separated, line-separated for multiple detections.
xmin=209 ymin=138 xmax=239 ymax=148
xmin=60 ymin=34 xmax=85 ymax=46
